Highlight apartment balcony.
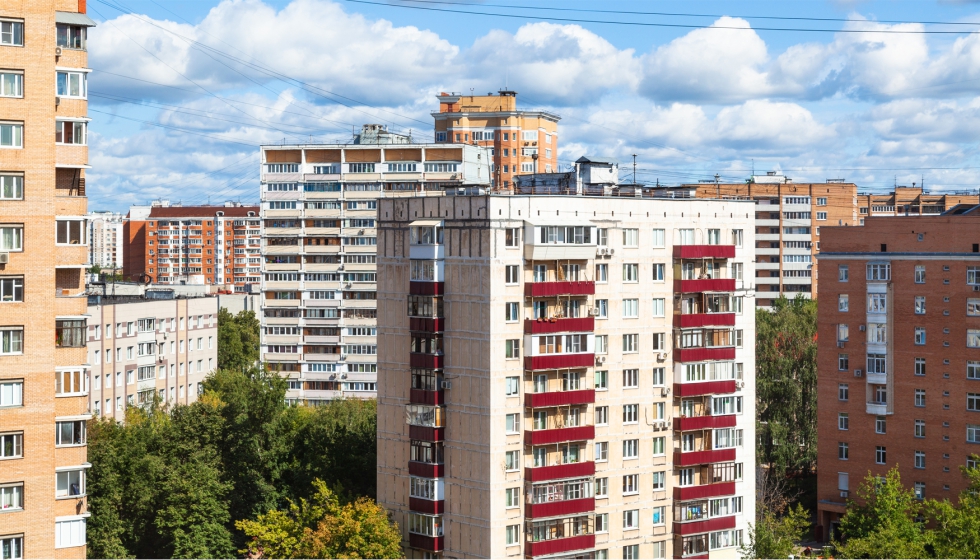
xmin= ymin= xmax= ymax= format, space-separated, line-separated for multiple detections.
xmin=524 ymin=425 xmax=594 ymax=446
xmin=674 ymin=313 xmax=735 ymax=329
xmin=409 ymin=461 xmax=444 ymax=478
xmin=409 ymin=281 xmax=444 ymax=296
xmin=674 ymin=414 xmax=737 ymax=431
xmin=410 ymin=352 xmax=444 ymax=369
xmin=673 ymin=481 xmax=736 ymax=501
xmin=524 ymin=281 xmax=595 ymax=297
xmin=409 ymin=425 xmax=444 ymax=442
xmin=676 ymin=380 xmax=738 ymax=397
xmin=524 ymin=353 xmax=595 ymax=371
xmin=674 ymin=514 xmax=736 ymax=536
xmin=673 ymin=245 xmax=736 ymax=260
xmin=525 ymin=317 xmax=594 ymax=334
xmin=525 ymin=534 xmax=595 ymax=558
xmin=410 ymin=317 xmax=445 ymax=333
xmin=675 ymin=279 xmax=736 ymax=294
xmin=525 ymin=497 xmax=595 ymax=519
xmin=673 ymin=448 xmax=736 ymax=467
xmin=409 ymin=534 xmax=443 ymax=553
xmin=866 ymin=402 xmax=890 ymax=415
xmin=526 ymin=389 xmax=595 ymax=408
xmin=674 ymin=347 xmax=736 ymax=362
xmin=409 ymin=497 xmax=445 ymax=515
xmin=866 ymin=372 xmax=887 ymax=385
xmin=524 ymin=461 xmax=595 ymax=482
xmin=410 ymin=388 xmax=444 ymax=406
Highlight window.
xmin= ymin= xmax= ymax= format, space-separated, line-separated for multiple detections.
xmin=624 ymin=545 xmax=639 ymax=560
xmin=838 ymin=413 xmax=849 ymax=430
xmin=650 ymin=298 xmax=665 ymax=318
xmin=56 ymin=71 xmax=87 ymax=99
xmin=652 ymin=367 xmax=665 ymax=386
xmin=595 ymin=477 xmax=608 ymax=498
xmin=56 ymin=469 xmax=85 ymax=498
xmin=0 ymin=535 xmax=22 ymax=559
xmin=838 ymin=324 xmax=848 ymax=342
xmin=57 ymin=23 xmax=86 ymax=48
xmin=55 ymin=518 xmax=86 ymax=548
xmin=839 ymin=265 xmax=849 ymax=282
xmin=970 ymin=329 xmax=980 ymax=349
xmin=623 ymin=509 xmax=639 ymax=530
xmin=504 ymin=228 xmax=520 ymax=247
xmin=55 ymin=370 xmax=85 ymax=395
xmin=56 ymin=420 xmax=85 ymax=446
xmin=707 ymin=229 xmax=721 ymax=244
xmin=622 ymin=228 xmax=638 ymax=247
xmin=0 ymin=329 xmax=22 ymax=355
xmin=915 ymin=296 xmax=926 ymax=315
xmin=623 ymin=405 xmax=638 ymax=424
xmin=839 ymin=442 xmax=849 ymax=460
xmin=56 ymin=220 xmax=86 ymax=245
xmin=56 ymin=320 xmax=85 ymax=348
xmin=595 ymin=370 xmax=608 ymax=390
xmin=596 ymin=228 xmax=608 ymax=246
xmin=595 ymin=442 xmax=608 ymax=461
xmin=0 ymin=175 xmax=22 ymax=200
xmin=817 ymin=197 xmax=827 ymax=206
xmin=838 ymin=294 xmax=848 ymax=312
xmin=505 ymin=302 xmax=519 ymax=322
xmin=621 ymin=298 xmax=638 ymax=319
xmin=0 ymin=122 xmax=22 ymax=148
xmin=1 ymin=20 xmax=24 ymax=46
xmin=816 ymin=212 xmax=827 ymax=220
xmin=623 ymin=369 xmax=638 ymax=388
xmin=839 ymin=383 xmax=849 ymax=401
xmin=867 ymin=354 xmax=886 ymax=374
xmin=915 ymin=357 xmax=926 ymax=376
xmin=505 ymin=524 xmax=519 ymax=545
xmin=915 ymin=327 xmax=926 ymax=345
xmin=0 ymin=72 xmax=22 ymax=98
xmin=504 ymin=265 xmax=519 ymax=284
xmin=650 ymin=228 xmax=665 ymax=247
xmin=652 ymin=263 xmax=665 ymax=282
xmin=595 ymin=406 xmax=608 ymax=425
xmin=623 ymin=473 xmax=639 ymax=494
xmin=595 ymin=335 xmax=607 ymax=354
xmin=652 ymin=505 xmax=666 ymax=525
xmin=653 ymin=471 xmax=665 ymax=490
xmin=838 ymin=354 xmax=849 ymax=371
xmin=595 ymin=263 xmax=607 ymax=282
xmin=969 ymin=393 xmax=980 ymax=411
xmin=55 ymin=120 xmax=87 ymax=145
xmin=876 ymin=446 xmax=887 ymax=464
xmin=652 ymin=436 xmax=665 ymax=455
xmin=970 ymin=361 xmax=980 ymax=380
xmin=969 ymin=424 xmax=980 ymax=443
xmin=876 ymin=416 xmax=887 ymax=434
xmin=503 ymin=487 xmax=520 ymax=508
xmin=867 ymin=263 xmax=890 ymax=281
xmin=0 ymin=482 xmax=22 ymax=511
xmin=504 ymin=450 xmax=519 ymax=471
xmin=505 ymin=339 xmax=520 ymax=359
xmin=623 ymin=263 xmax=638 ymax=282
xmin=622 ymin=334 xmax=638 ymax=353
xmin=505 ymin=413 xmax=520 ymax=434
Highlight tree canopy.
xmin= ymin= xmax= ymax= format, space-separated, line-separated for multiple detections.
xmin=217 ymin=308 xmax=260 ymax=371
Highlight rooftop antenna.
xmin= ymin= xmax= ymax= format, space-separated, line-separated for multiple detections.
xmin=751 ymin=159 xmax=755 ymax=176
xmin=715 ymin=173 xmax=721 ymax=198
xmin=632 ymin=154 xmax=637 ymax=184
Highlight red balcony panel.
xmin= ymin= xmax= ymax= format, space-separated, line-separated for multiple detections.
xmin=525 ymin=317 xmax=595 ymax=334
xmin=410 ymin=353 xmax=444 ymax=369
xmin=673 ymin=313 xmax=736 ymax=328
xmin=524 ymin=354 xmax=595 ymax=371
xmin=410 ymin=388 xmax=444 ymax=406
xmin=673 ymin=481 xmax=736 ymax=501
xmin=525 ymin=426 xmax=595 ymax=446
xmin=408 ymin=461 xmax=444 ymax=478
xmin=674 ymin=414 xmax=737 ymax=431
xmin=673 ymin=245 xmax=736 ymax=260
xmin=675 ymin=380 xmax=737 ymax=397
xmin=524 ymin=281 xmax=595 ymax=297
xmin=526 ymin=497 xmax=595 ymax=519
xmin=525 ymin=535 xmax=595 ymax=558
xmin=674 ymin=515 xmax=736 ymax=536
xmin=675 ymin=279 xmax=736 ymax=294
xmin=410 ymin=281 xmax=444 ymax=296
xmin=675 ymin=347 xmax=736 ymax=362
xmin=409 ymin=534 xmax=443 ymax=552
xmin=409 ymin=317 xmax=445 ymax=332
xmin=673 ymin=448 xmax=737 ymax=467
xmin=526 ymin=389 xmax=595 ymax=408
xmin=409 ymin=498 xmax=445 ymax=515
xmin=409 ymin=425 xmax=444 ymax=442
xmin=525 ymin=462 xmax=595 ymax=482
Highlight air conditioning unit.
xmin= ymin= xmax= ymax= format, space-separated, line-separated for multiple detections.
xmin=608 ymin=248 xmax=615 ymax=255
xmin=339 ymin=354 xmax=347 ymax=361
xmin=854 ymin=370 xmax=863 ymax=378
xmin=974 ymin=285 xmax=980 ymax=292
xmin=656 ymin=352 xmax=666 ymax=361
xmin=440 ymin=380 xmax=452 ymax=390
xmin=0 ymin=253 xmax=9 ymax=264
xmin=589 ymin=308 xmax=600 ymax=316
xmin=735 ymin=380 xmax=745 ymax=389
xmin=661 ymin=387 xmax=671 ymax=397
xmin=595 ymin=356 xmax=606 ymax=364
xmin=837 ymin=341 xmax=845 ymax=348
xmin=840 ymin=490 xmax=849 ymax=498
xmin=55 ymin=96 xmax=61 ymax=106
xmin=55 ymin=46 xmax=62 ymax=56
xmin=859 ymin=324 xmax=866 ymax=332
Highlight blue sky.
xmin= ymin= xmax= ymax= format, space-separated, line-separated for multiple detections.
xmin=84 ymin=0 xmax=980 ymax=211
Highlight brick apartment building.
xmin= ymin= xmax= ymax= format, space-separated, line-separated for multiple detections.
xmin=376 ymin=191 xmax=756 ymax=559
xmin=676 ymin=173 xmax=980 ymax=308
xmin=259 ymin=126 xmax=491 ymax=403
xmin=0 ymin=0 xmax=95 ymax=556
xmin=123 ymin=201 xmax=261 ymax=290
xmin=432 ymin=90 xmax=559 ymax=190
xmin=815 ymin=209 xmax=980 ymax=540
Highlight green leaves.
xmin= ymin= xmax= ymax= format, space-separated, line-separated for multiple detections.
xmin=217 ymin=308 xmax=260 ymax=372
xmin=742 ymin=503 xmax=811 ymax=560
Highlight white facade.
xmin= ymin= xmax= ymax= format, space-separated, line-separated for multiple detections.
xmin=88 ymin=211 xmax=124 ymax=269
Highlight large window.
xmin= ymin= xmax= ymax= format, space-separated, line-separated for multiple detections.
xmin=0 ymin=175 xmax=22 ymax=200
xmin=0 ymin=72 xmax=22 ymax=98
xmin=0 ymin=277 xmax=22 ymax=302
xmin=0 ymin=329 xmax=22 ymax=354
xmin=56 ymin=71 xmax=87 ymax=99
xmin=0 ymin=380 xmax=22 ymax=407
xmin=0 ymin=483 xmax=22 ymax=511
xmin=0 ymin=122 xmax=23 ymax=148
xmin=56 ymin=24 xmax=86 ymax=49
xmin=0 ymin=432 xmax=22 ymax=458
xmin=55 ymin=120 xmax=86 ymax=145
xmin=56 ymin=219 xmax=86 ymax=244
xmin=56 ymin=469 xmax=85 ymax=498
xmin=55 ymin=420 xmax=86 ymax=446
xmin=0 ymin=535 xmax=22 ymax=559
xmin=56 ymin=320 xmax=86 ymax=348
xmin=55 ymin=370 xmax=86 ymax=395
xmin=55 ymin=518 xmax=86 ymax=548
xmin=867 ymin=263 xmax=890 ymax=281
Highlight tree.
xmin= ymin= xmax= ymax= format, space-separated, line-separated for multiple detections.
xmin=742 ymin=503 xmax=810 ymax=560
xmin=756 ymin=295 xmax=818 ymax=476
xmin=925 ymin=457 xmax=980 ymax=558
xmin=834 ymin=467 xmax=928 ymax=559
xmin=217 ymin=308 xmax=260 ymax=371
xmin=237 ymin=480 xmax=402 ymax=559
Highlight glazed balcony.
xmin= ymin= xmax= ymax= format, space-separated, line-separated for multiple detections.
xmin=410 ymin=388 xmax=444 ymax=406
xmin=524 ymin=281 xmax=595 ymax=297
xmin=673 ymin=245 xmax=736 ymax=260
xmin=409 ymin=317 xmax=445 ymax=333
xmin=674 ymin=347 xmax=736 ymax=362
xmin=674 ymin=514 xmax=736 ymax=536
xmin=673 ymin=481 xmax=736 ymax=501
xmin=525 ymin=497 xmax=595 ymax=519
xmin=526 ymin=389 xmax=595 ymax=408
xmin=674 ymin=313 xmax=735 ymax=329
xmin=410 ymin=281 xmax=444 ymax=296
xmin=409 ymin=461 xmax=444 ymax=478
xmin=410 ymin=353 xmax=444 ymax=369
xmin=409 ymin=425 xmax=444 ymax=441
xmin=673 ymin=448 xmax=736 ymax=467
xmin=675 ymin=278 xmax=736 ymax=294
xmin=525 ymin=317 xmax=594 ymax=334
xmin=676 ymin=380 xmax=738 ymax=397
xmin=525 ymin=461 xmax=595 ymax=482
xmin=409 ymin=497 xmax=445 ymax=515
xmin=525 ymin=425 xmax=594 ymax=446
xmin=525 ymin=535 xmax=595 ymax=558
xmin=674 ymin=414 xmax=737 ymax=431
xmin=524 ymin=354 xmax=595 ymax=371
xmin=409 ymin=534 xmax=443 ymax=552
